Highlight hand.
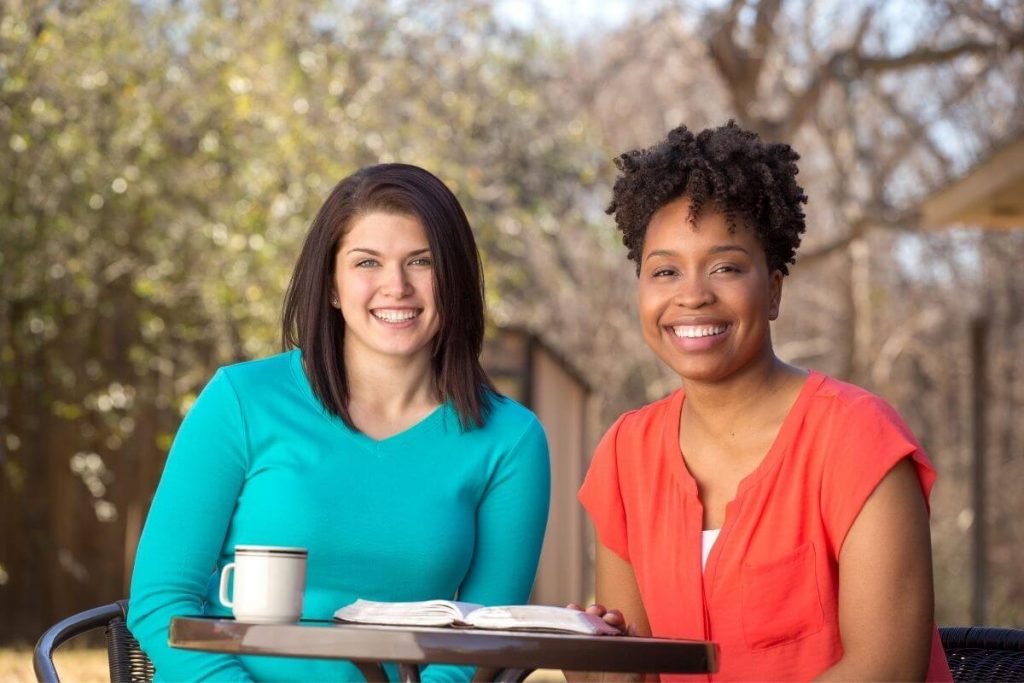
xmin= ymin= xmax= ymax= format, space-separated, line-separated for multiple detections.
xmin=563 ymin=604 xmax=640 ymax=682
xmin=566 ymin=602 xmax=629 ymax=633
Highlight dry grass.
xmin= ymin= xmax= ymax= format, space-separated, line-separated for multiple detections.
xmin=0 ymin=646 xmax=109 ymax=683
xmin=0 ymin=646 xmax=565 ymax=682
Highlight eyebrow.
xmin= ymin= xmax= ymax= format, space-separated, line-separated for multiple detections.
xmin=644 ymin=245 xmax=751 ymax=261
xmin=345 ymin=247 xmax=432 ymax=257
xmin=709 ymin=245 xmax=751 ymax=256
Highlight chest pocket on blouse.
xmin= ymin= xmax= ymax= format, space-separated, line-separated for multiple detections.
xmin=741 ymin=541 xmax=825 ymax=650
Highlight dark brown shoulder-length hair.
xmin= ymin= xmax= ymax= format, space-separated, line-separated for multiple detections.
xmin=282 ymin=163 xmax=496 ymax=432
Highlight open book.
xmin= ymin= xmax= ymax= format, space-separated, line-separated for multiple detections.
xmin=334 ymin=599 xmax=621 ymax=635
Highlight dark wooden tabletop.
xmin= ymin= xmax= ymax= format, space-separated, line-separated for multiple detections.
xmin=169 ymin=617 xmax=718 ymax=682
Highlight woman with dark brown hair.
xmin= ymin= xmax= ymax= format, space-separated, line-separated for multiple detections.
xmin=129 ymin=164 xmax=550 ymax=681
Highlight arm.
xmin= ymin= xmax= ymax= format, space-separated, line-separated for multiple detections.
xmin=816 ymin=458 xmax=934 ymax=681
xmin=596 ymin=542 xmax=652 ymax=638
xmin=565 ymin=541 xmax=653 ymax=683
xmin=128 ymin=371 xmax=254 ymax=681
xmin=424 ymin=416 xmax=551 ymax=683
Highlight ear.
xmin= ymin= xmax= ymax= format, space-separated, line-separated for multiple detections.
xmin=768 ymin=270 xmax=783 ymax=321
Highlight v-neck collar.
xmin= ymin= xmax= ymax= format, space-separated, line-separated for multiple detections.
xmin=345 ymin=402 xmax=449 ymax=453
xmin=663 ymin=370 xmax=827 ymax=499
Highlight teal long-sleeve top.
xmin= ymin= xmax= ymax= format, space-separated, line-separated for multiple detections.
xmin=128 ymin=350 xmax=550 ymax=681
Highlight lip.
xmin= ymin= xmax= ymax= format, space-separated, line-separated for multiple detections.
xmin=664 ymin=319 xmax=732 ymax=352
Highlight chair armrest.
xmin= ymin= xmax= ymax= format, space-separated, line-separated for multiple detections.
xmin=34 ymin=602 xmax=127 ymax=683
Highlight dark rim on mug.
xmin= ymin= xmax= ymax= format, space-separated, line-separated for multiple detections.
xmin=234 ymin=545 xmax=308 ymax=556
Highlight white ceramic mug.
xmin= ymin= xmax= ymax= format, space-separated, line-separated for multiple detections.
xmin=218 ymin=545 xmax=308 ymax=623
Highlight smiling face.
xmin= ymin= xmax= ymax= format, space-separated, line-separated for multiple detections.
xmin=638 ymin=196 xmax=783 ymax=384
xmin=333 ymin=211 xmax=440 ymax=365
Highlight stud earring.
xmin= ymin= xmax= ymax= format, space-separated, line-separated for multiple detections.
xmin=330 ymin=294 xmax=339 ymax=307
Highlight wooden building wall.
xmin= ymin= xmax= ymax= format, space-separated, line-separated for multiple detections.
xmin=480 ymin=327 xmax=594 ymax=606
xmin=0 ymin=326 xmax=590 ymax=642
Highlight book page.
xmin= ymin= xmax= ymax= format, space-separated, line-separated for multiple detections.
xmin=460 ymin=605 xmax=621 ymax=635
xmin=334 ymin=599 xmax=483 ymax=626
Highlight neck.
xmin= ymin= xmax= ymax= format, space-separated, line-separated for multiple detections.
xmin=681 ymin=353 xmax=804 ymax=434
xmin=343 ymin=345 xmax=439 ymax=417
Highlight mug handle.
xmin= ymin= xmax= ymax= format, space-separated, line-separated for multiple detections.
xmin=218 ymin=562 xmax=235 ymax=608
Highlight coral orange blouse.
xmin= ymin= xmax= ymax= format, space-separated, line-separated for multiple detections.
xmin=579 ymin=372 xmax=952 ymax=681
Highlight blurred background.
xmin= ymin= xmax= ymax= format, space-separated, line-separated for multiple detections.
xmin=2 ymin=0 xmax=1023 ymax=667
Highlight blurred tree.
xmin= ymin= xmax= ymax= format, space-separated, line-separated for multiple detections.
xmin=0 ymin=0 xmax=607 ymax=639
xmin=549 ymin=0 xmax=1024 ymax=625
xmin=2 ymin=0 xmax=1022 ymax=640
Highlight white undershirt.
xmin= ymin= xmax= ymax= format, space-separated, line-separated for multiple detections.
xmin=701 ymin=529 xmax=721 ymax=571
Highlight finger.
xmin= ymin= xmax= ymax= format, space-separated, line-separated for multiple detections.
xmin=602 ymin=610 xmax=626 ymax=625
xmin=585 ymin=603 xmax=606 ymax=615
xmin=566 ymin=603 xmax=582 ymax=611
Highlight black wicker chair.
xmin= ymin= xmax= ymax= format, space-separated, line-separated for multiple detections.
xmin=941 ymin=625 xmax=1024 ymax=682
xmin=34 ymin=599 xmax=154 ymax=683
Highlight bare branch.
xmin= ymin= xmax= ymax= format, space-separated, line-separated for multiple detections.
xmin=570 ymin=5 xmax=678 ymax=108
xmin=850 ymin=32 xmax=1024 ymax=74
xmin=798 ymin=233 xmax=857 ymax=265
xmin=752 ymin=0 xmax=783 ymax=56
xmin=798 ymin=203 xmax=923 ymax=267
xmin=705 ymin=0 xmax=763 ymax=118
xmin=870 ymin=64 xmax=992 ymax=187
xmin=849 ymin=3 xmax=878 ymax=53
xmin=775 ymin=5 xmax=876 ymax=138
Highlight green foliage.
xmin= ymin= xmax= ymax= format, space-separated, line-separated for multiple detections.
xmin=0 ymin=2 xmax=609 ymax=634
xmin=0 ymin=0 xmax=605 ymax=484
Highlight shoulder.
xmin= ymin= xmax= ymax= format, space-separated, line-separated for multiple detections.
xmin=193 ymin=350 xmax=301 ymax=416
xmin=813 ymin=372 xmax=890 ymax=408
xmin=480 ymin=393 xmax=545 ymax=441
xmin=808 ymin=373 xmax=938 ymax=549
xmin=214 ymin=350 xmax=298 ymax=391
xmin=807 ymin=373 xmax=917 ymax=442
xmin=463 ymin=394 xmax=549 ymax=476
xmin=486 ymin=392 xmax=538 ymax=423
xmin=601 ymin=389 xmax=681 ymax=446
xmin=617 ymin=390 xmax=680 ymax=430
xmin=805 ymin=372 xmax=934 ymax=498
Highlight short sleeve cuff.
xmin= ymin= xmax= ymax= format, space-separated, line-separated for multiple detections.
xmin=824 ymin=396 xmax=938 ymax=553
xmin=579 ymin=418 xmax=630 ymax=561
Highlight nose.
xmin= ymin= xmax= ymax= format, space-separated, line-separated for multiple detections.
xmin=673 ymin=273 xmax=715 ymax=309
xmin=382 ymin=264 xmax=413 ymax=298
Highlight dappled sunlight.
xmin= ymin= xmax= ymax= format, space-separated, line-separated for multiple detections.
xmin=2 ymin=0 xmax=1023 ymax=650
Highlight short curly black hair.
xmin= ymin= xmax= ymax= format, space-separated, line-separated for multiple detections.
xmin=607 ymin=120 xmax=808 ymax=276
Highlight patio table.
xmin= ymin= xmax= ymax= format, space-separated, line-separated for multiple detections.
xmin=170 ymin=616 xmax=718 ymax=682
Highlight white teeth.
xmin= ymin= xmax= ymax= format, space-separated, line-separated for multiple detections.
xmin=373 ymin=309 xmax=418 ymax=322
xmin=672 ymin=324 xmax=727 ymax=338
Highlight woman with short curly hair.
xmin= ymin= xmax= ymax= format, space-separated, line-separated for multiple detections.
xmin=575 ymin=122 xmax=952 ymax=681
